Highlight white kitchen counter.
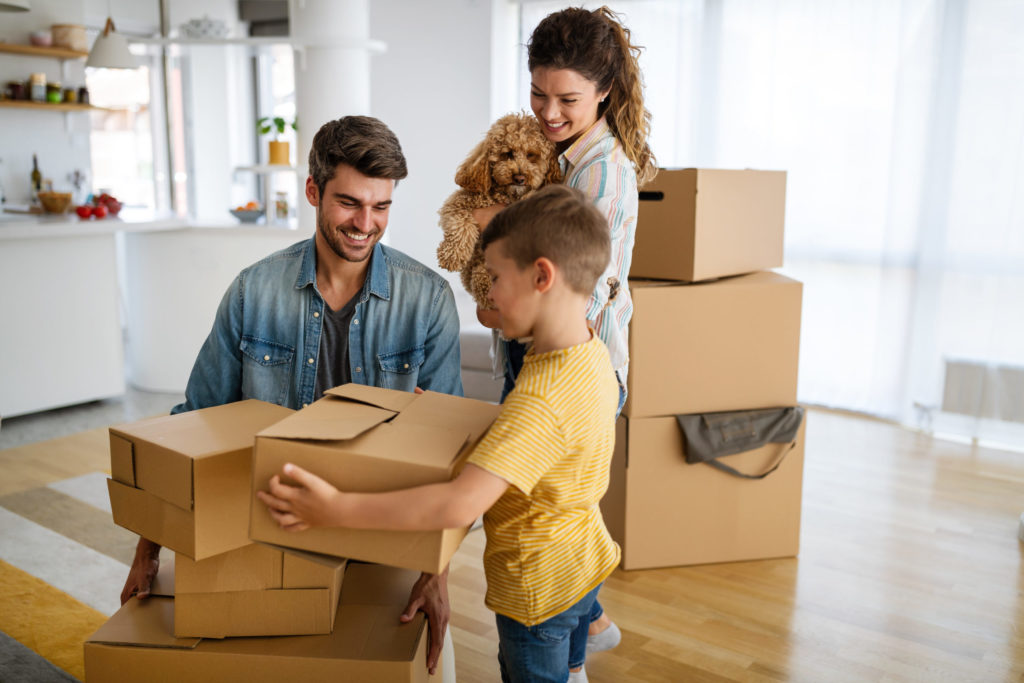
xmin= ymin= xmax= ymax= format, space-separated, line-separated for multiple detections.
xmin=0 ymin=210 xmax=308 ymax=418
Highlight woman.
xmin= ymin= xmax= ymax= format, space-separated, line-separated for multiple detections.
xmin=476 ymin=6 xmax=657 ymax=679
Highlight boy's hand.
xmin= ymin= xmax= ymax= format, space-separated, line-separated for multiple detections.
xmin=257 ymin=463 xmax=342 ymax=531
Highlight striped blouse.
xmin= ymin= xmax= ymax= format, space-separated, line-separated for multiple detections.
xmin=560 ymin=117 xmax=639 ymax=380
xmin=467 ymin=332 xmax=621 ymax=626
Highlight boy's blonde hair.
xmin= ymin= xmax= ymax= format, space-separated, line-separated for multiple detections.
xmin=481 ymin=185 xmax=610 ymax=296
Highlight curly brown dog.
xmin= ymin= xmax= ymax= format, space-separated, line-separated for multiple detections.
xmin=437 ymin=112 xmax=562 ymax=308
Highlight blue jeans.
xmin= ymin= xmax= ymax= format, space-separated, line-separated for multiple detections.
xmin=500 ymin=340 xmax=623 ymax=637
xmin=495 ymin=583 xmax=603 ymax=683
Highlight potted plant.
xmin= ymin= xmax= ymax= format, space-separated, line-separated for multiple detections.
xmin=258 ymin=115 xmax=297 ymax=166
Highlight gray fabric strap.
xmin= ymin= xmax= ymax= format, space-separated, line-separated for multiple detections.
xmin=675 ymin=406 xmax=804 ymax=479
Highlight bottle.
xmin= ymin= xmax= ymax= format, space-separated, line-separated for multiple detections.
xmin=31 ymin=154 xmax=42 ymax=198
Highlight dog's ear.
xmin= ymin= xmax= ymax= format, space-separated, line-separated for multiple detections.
xmin=454 ymin=139 xmax=492 ymax=194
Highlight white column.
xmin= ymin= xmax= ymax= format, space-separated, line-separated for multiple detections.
xmin=289 ymin=0 xmax=379 ymax=231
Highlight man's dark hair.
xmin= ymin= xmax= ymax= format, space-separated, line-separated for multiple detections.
xmin=308 ymin=116 xmax=408 ymax=195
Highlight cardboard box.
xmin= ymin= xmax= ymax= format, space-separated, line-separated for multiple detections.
xmin=107 ymin=399 xmax=293 ymax=560
xmin=170 ymin=543 xmax=347 ymax=638
xmin=84 ymin=562 xmax=435 ymax=682
xmin=624 ymin=271 xmax=803 ymax=418
xmin=631 ymin=168 xmax=787 ymax=282
xmin=251 ymin=384 xmax=503 ymax=574
xmin=601 ymin=413 xmax=806 ymax=570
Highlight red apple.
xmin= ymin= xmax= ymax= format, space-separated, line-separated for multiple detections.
xmin=76 ymin=205 xmax=92 ymax=218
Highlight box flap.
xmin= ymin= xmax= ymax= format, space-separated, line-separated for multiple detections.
xmin=86 ymin=597 xmax=200 ymax=649
xmin=391 ymin=391 xmax=502 ymax=445
xmin=258 ymin=398 xmax=396 ymax=441
xmin=109 ymin=434 xmax=135 ymax=486
xmin=175 ymin=543 xmax=281 ymax=594
xmin=325 ymin=383 xmax=418 ymax=412
xmin=107 ymin=479 xmax=195 ymax=558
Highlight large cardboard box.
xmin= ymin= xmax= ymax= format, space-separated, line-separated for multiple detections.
xmin=251 ymin=384 xmax=503 ymax=574
xmin=171 ymin=543 xmax=347 ymax=638
xmin=624 ymin=271 xmax=803 ymax=418
xmin=106 ymin=400 xmax=293 ymax=560
xmin=601 ymin=414 xmax=806 ymax=570
xmin=631 ymin=168 xmax=787 ymax=282
xmin=84 ymin=562 xmax=436 ymax=682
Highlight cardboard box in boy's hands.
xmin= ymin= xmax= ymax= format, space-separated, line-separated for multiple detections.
xmin=250 ymin=384 xmax=502 ymax=574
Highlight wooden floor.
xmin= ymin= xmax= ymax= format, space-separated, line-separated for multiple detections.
xmin=3 ymin=408 xmax=1023 ymax=681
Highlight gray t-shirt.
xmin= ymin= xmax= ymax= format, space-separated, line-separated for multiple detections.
xmin=313 ymin=293 xmax=359 ymax=400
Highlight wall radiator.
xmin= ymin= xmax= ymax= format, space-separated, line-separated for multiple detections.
xmin=942 ymin=358 xmax=1024 ymax=424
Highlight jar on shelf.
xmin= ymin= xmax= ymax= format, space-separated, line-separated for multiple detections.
xmin=46 ymin=83 xmax=63 ymax=103
xmin=77 ymin=86 xmax=89 ymax=105
xmin=29 ymin=73 xmax=47 ymax=102
xmin=63 ymin=88 xmax=77 ymax=103
xmin=6 ymin=81 xmax=27 ymax=101
xmin=275 ymin=191 xmax=289 ymax=220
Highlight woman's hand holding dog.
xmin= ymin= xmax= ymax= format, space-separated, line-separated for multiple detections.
xmin=472 ymin=204 xmax=507 ymax=232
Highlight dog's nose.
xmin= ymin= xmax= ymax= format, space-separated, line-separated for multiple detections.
xmin=513 ymin=175 xmax=526 ymax=185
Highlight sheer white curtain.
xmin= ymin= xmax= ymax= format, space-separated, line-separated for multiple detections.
xmin=519 ymin=0 xmax=1024 ymax=449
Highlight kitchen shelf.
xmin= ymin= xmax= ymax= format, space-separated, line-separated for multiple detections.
xmin=234 ymin=165 xmax=297 ymax=225
xmin=0 ymin=100 xmax=108 ymax=112
xmin=0 ymin=43 xmax=89 ymax=60
xmin=129 ymin=36 xmax=386 ymax=54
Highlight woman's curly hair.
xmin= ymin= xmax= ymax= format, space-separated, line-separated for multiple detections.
xmin=528 ymin=5 xmax=657 ymax=186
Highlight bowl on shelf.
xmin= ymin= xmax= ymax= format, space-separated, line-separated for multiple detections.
xmin=230 ymin=208 xmax=263 ymax=223
xmin=29 ymin=30 xmax=52 ymax=47
xmin=38 ymin=191 xmax=72 ymax=214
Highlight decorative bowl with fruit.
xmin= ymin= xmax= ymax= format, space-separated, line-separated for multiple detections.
xmin=230 ymin=201 xmax=263 ymax=223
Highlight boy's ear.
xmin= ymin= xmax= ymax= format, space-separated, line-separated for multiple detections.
xmin=533 ymin=257 xmax=556 ymax=294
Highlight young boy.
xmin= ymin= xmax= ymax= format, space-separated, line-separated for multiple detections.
xmin=257 ymin=184 xmax=621 ymax=683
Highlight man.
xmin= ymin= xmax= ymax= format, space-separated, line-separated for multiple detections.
xmin=119 ymin=116 xmax=462 ymax=677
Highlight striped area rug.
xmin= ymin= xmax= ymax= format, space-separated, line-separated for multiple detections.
xmin=0 ymin=471 xmax=139 ymax=681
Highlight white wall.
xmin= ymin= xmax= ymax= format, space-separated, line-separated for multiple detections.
xmin=369 ymin=0 xmax=497 ymax=284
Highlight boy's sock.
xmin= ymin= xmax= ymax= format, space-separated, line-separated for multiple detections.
xmin=586 ymin=620 xmax=621 ymax=653
xmin=568 ymin=666 xmax=588 ymax=682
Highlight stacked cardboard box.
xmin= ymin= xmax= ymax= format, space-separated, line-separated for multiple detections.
xmin=85 ymin=561 xmax=434 ymax=682
xmin=96 ymin=388 xmax=503 ymax=680
xmin=600 ymin=168 xmax=806 ymax=570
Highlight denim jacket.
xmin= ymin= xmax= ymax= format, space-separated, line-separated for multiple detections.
xmin=172 ymin=238 xmax=463 ymax=414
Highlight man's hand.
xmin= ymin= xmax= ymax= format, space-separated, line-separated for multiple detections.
xmin=401 ymin=567 xmax=450 ymax=676
xmin=119 ymin=537 xmax=161 ymax=605
xmin=257 ymin=463 xmax=342 ymax=531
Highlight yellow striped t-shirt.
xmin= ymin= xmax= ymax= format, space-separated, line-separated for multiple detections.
xmin=467 ymin=332 xmax=621 ymax=626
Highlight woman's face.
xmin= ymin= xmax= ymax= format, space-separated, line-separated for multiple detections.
xmin=530 ymin=67 xmax=609 ymax=149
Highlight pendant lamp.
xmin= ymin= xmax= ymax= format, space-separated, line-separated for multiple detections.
xmin=86 ymin=17 xmax=137 ymax=69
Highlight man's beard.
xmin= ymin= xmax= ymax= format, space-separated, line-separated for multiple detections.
xmin=317 ymin=206 xmax=377 ymax=263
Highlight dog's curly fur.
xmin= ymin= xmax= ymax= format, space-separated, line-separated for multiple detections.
xmin=437 ymin=112 xmax=562 ymax=308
